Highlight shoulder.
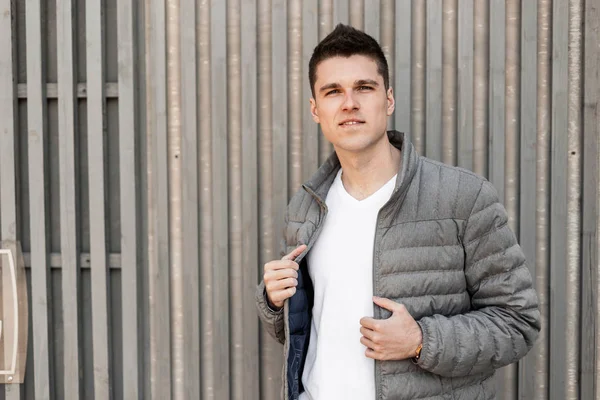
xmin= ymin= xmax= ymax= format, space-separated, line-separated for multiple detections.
xmin=418 ymin=156 xmax=492 ymax=206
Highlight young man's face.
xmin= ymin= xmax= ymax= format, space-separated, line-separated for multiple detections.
xmin=310 ymin=54 xmax=395 ymax=154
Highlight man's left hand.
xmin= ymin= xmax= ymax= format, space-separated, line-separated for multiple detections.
xmin=359 ymin=296 xmax=423 ymax=361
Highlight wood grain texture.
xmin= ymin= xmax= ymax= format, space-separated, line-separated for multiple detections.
xmin=549 ymin=0 xmax=570 ymax=398
xmin=57 ymin=0 xmax=81 ymax=397
xmin=25 ymin=0 xmax=52 ymax=396
xmin=425 ymin=0 xmax=442 ymax=161
xmin=457 ymin=0 xmax=473 ymax=170
xmin=518 ymin=1 xmax=538 ymax=398
xmin=117 ymin=0 xmax=140 ymax=398
xmin=86 ymin=0 xmax=111 ymax=397
xmin=145 ymin=0 xmax=172 ymax=396
xmin=566 ymin=1 xmax=583 ymax=399
xmin=211 ymin=0 xmax=231 ymax=397
xmin=535 ymin=2 xmax=552 ymax=398
xmin=179 ymin=0 xmax=200 ymax=397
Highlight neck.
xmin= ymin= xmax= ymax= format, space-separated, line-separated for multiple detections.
xmin=335 ymin=134 xmax=402 ymax=201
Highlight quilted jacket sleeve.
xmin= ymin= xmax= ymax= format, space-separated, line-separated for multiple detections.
xmin=255 ymin=214 xmax=288 ymax=345
xmin=255 ymin=280 xmax=286 ymax=344
xmin=416 ymin=180 xmax=541 ymax=377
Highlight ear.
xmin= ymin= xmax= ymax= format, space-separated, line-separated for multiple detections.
xmin=310 ymin=98 xmax=320 ymax=123
xmin=386 ymin=87 xmax=395 ymax=116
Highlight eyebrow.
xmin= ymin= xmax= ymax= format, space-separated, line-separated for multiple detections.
xmin=318 ymin=79 xmax=380 ymax=93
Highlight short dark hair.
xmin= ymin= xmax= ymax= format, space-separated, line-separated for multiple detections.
xmin=309 ymin=23 xmax=390 ymax=98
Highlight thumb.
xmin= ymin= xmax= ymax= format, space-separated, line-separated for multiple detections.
xmin=373 ymin=296 xmax=402 ymax=313
xmin=282 ymin=244 xmax=307 ymax=261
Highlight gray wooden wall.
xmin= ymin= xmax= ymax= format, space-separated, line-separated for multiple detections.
xmin=0 ymin=0 xmax=599 ymax=399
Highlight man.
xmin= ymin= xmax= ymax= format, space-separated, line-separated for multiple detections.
xmin=256 ymin=24 xmax=540 ymax=400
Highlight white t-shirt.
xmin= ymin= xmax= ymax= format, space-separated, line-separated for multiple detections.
xmin=299 ymin=169 xmax=397 ymax=400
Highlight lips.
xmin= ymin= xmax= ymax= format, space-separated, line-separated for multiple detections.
xmin=339 ymin=119 xmax=365 ymax=126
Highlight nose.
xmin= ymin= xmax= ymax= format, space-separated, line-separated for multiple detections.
xmin=341 ymin=90 xmax=359 ymax=111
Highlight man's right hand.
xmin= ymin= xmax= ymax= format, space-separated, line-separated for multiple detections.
xmin=263 ymin=244 xmax=307 ymax=310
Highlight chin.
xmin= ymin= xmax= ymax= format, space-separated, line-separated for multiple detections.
xmin=333 ymin=138 xmax=378 ymax=153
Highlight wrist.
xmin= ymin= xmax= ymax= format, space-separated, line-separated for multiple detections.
xmin=264 ymin=290 xmax=283 ymax=312
xmin=411 ymin=325 xmax=423 ymax=362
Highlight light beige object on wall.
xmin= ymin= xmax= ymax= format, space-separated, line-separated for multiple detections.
xmin=0 ymin=241 xmax=27 ymax=384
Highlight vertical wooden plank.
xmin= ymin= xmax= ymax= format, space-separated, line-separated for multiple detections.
xmin=86 ymin=0 xmax=111 ymax=397
xmin=0 ymin=1 xmax=22 ymax=398
xmin=504 ymin=0 xmax=521 ymax=239
xmin=257 ymin=0 xmax=274 ymax=342
xmin=318 ymin=0 xmax=334 ymax=164
xmin=488 ymin=0 xmax=505 ymax=200
xmin=135 ymin=1 xmax=148 ymax=395
xmin=198 ymin=0 xmax=214 ymax=397
xmin=394 ymin=0 xmax=411 ymax=135
xmin=426 ymin=0 xmax=442 ymax=161
xmin=363 ymin=0 xmax=379 ymax=41
xmin=302 ymin=0 xmax=318 ymax=180
xmin=518 ymin=1 xmax=538 ymax=398
xmin=489 ymin=1 xmax=508 ymax=394
xmin=145 ymin=0 xmax=171 ymax=397
xmin=117 ymin=0 xmax=140 ymax=398
xmin=566 ymin=1 xmax=583 ymax=399
xmin=534 ymin=2 xmax=552 ymax=399
xmin=241 ymin=1 xmax=259 ymax=398
xmin=179 ymin=0 xmax=200 ymax=397
xmin=441 ymin=0 xmax=457 ymax=166
xmin=165 ymin=0 xmax=184 ymax=397
xmin=0 ymin=2 xmax=18 ymax=240
xmin=264 ymin=0 xmax=286 ymax=397
xmin=227 ymin=0 xmax=244 ymax=398
xmin=56 ymin=0 xmax=81 ymax=398
xmin=25 ymin=0 xmax=52 ymax=397
xmin=499 ymin=1 xmax=520 ymax=399
xmin=380 ymin=0 xmax=394 ymax=130
xmin=411 ymin=0 xmax=426 ymax=155
xmin=349 ymin=0 xmax=363 ymax=30
xmin=594 ymin=2 xmax=600 ymax=395
xmin=472 ymin=0 xmax=489 ymax=177
xmin=549 ymin=0 xmax=569 ymax=398
xmin=580 ymin=0 xmax=598 ymax=396
xmin=379 ymin=0 xmax=393 ymax=82
xmin=584 ymin=2 xmax=600 ymax=399
xmin=210 ymin=0 xmax=230 ymax=397
xmin=333 ymin=0 xmax=348 ymax=25
xmin=457 ymin=0 xmax=473 ymax=170
xmin=288 ymin=0 xmax=302 ymax=196
xmin=258 ymin=0 xmax=277 ymax=396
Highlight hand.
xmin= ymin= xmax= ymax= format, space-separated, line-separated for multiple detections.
xmin=263 ymin=245 xmax=307 ymax=309
xmin=359 ymin=296 xmax=423 ymax=361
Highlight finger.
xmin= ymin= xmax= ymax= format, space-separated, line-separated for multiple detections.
xmin=373 ymin=296 xmax=403 ymax=313
xmin=360 ymin=335 xmax=377 ymax=351
xmin=265 ymin=259 xmax=299 ymax=272
xmin=266 ymin=277 xmax=298 ymax=292
xmin=270 ymin=286 xmax=297 ymax=303
xmin=365 ymin=348 xmax=382 ymax=360
xmin=359 ymin=326 xmax=376 ymax=341
xmin=282 ymin=244 xmax=307 ymax=261
xmin=359 ymin=317 xmax=380 ymax=331
xmin=264 ymin=268 xmax=298 ymax=281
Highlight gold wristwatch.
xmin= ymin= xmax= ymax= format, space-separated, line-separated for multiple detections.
xmin=413 ymin=343 xmax=423 ymax=361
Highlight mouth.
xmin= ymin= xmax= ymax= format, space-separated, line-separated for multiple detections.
xmin=339 ymin=119 xmax=365 ymax=126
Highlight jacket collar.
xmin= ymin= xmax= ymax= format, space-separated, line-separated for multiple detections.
xmin=302 ymin=130 xmax=420 ymax=206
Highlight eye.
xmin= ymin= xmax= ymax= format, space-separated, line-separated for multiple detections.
xmin=358 ymin=85 xmax=374 ymax=91
xmin=326 ymin=89 xmax=340 ymax=96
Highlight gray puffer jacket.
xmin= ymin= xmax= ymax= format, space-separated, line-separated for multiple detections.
xmin=256 ymin=131 xmax=540 ymax=400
